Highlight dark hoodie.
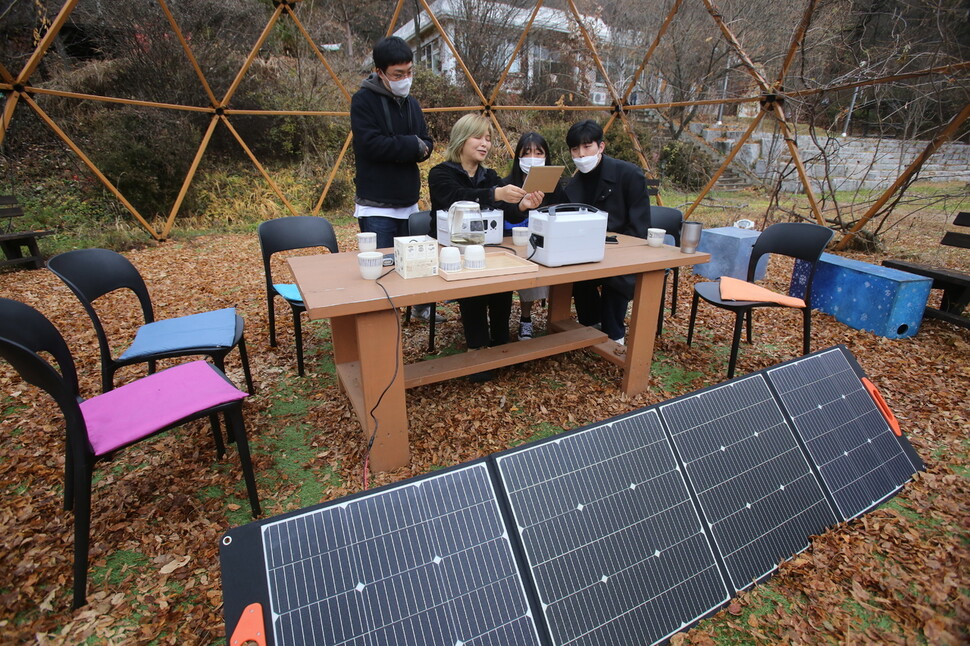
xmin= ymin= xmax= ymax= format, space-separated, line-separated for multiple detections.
xmin=350 ymin=73 xmax=434 ymax=207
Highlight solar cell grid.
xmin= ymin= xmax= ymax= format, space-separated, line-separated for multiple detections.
xmin=767 ymin=348 xmax=922 ymax=520
xmin=497 ymin=410 xmax=729 ymax=646
xmin=260 ymin=464 xmax=541 ymax=646
xmin=660 ymin=376 xmax=838 ymax=591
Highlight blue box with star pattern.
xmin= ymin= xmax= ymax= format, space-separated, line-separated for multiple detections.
xmin=790 ymin=253 xmax=931 ymax=339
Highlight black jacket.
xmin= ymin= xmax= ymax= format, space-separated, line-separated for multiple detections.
xmin=428 ymin=161 xmax=527 ymax=237
xmin=350 ymin=74 xmax=433 ymax=207
xmin=564 ymin=154 xmax=651 ymax=237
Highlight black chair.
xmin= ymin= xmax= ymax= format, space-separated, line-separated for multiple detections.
xmin=48 ymin=248 xmax=253 ymax=394
xmin=650 ymin=206 xmax=683 ymax=335
xmin=686 ymin=222 xmax=834 ymax=378
xmin=258 ymin=216 xmax=338 ymax=376
xmin=0 ymin=298 xmax=260 ymax=608
xmin=402 ymin=210 xmax=438 ymax=353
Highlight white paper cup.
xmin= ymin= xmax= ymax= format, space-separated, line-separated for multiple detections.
xmin=439 ymin=246 xmax=462 ymax=271
xmin=463 ymin=244 xmax=486 ymax=270
xmin=357 ymin=232 xmax=377 ymax=251
xmin=357 ymin=251 xmax=384 ymax=279
xmin=647 ymin=227 xmax=665 ymax=247
xmin=512 ymin=227 xmax=530 ymax=246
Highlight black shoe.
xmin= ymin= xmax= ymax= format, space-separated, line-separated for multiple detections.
xmin=468 ymin=369 xmax=495 ymax=383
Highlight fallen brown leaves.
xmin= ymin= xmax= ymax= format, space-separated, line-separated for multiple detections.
xmin=0 ymin=224 xmax=967 ymax=644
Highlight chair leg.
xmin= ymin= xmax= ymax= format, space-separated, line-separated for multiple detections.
xmin=294 ymin=311 xmax=305 ymax=377
xmin=237 ymin=335 xmax=255 ymax=395
xmin=102 ymin=364 xmax=116 ymax=393
xmin=227 ymin=405 xmax=261 ymax=518
xmin=71 ymin=461 xmax=93 ymax=609
xmin=268 ymin=294 xmax=278 ymax=348
xmin=64 ymin=436 xmax=74 ymax=511
xmin=427 ymin=304 xmax=436 ymax=354
xmin=802 ymin=308 xmax=812 ymax=355
xmin=745 ymin=309 xmax=753 ymax=344
xmin=209 ymin=413 xmax=226 ymax=458
xmin=671 ymin=268 xmax=679 ymax=317
xmin=727 ymin=311 xmax=746 ymax=379
xmin=687 ymin=291 xmax=701 ymax=346
xmin=657 ymin=270 xmax=669 ymax=336
xmin=147 ymin=359 xmax=157 ymax=376
xmin=404 ymin=306 xmax=412 ymax=323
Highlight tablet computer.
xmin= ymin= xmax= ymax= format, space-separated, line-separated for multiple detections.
xmin=522 ymin=165 xmax=565 ymax=193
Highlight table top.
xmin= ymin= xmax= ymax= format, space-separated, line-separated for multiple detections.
xmin=289 ymin=234 xmax=710 ymax=320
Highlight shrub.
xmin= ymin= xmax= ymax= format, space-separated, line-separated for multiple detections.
xmin=659 ymin=140 xmax=715 ymax=190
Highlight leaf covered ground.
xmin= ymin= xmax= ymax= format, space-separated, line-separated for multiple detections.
xmin=0 ymin=206 xmax=968 ymax=644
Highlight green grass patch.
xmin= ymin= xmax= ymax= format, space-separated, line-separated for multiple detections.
xmin=650 ymin=352 xmax=704 ymax=391
xmin=89 ymin=549 xmax=150 ymax=588
xmin=512 ymin=422 xmax=566 ymax=447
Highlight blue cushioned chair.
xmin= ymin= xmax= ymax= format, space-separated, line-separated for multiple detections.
xmin=0 ymin=298 xmax=260 ymax=608
xmin=48 ymin=248 xmax=253 ymax=394
xmin=258 ymin=216 xmax=338 ymax=376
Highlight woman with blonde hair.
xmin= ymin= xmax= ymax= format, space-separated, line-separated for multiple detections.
xmin=428 ymin=114 xmax=544 ymax=381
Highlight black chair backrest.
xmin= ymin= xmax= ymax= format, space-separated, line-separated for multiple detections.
xmin=749 ymin=222 xmax=834 ymax=304
xmin=48 ymin=249 xmax=157 ymax=356
xmin=408 ymin=210 xmax=433 ymax=236
xmin=650 ymin=206 xmax=683 ymax=245
xmin=0 ymin=298 xmax=83 ymax=422
xmin=258 ymin=216 xmax=338 ymax=284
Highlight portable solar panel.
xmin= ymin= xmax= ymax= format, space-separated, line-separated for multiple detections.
xmin=766 ymin=347 xmax=924 ymax=521
xmin=659 ymin=375 xmax=839 ymax=591
xmin=221 ymin=346 xmax=923 ymax=645
xmin=495 ymin=409 xmax=730 ymax=646
xmin=220 ymin=462 xmax=542 ymax=646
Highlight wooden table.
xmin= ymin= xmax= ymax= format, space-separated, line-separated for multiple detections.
xmin=289 ymin=235 xmax=709 ymax=471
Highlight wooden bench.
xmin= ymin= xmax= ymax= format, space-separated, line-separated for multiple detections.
xmin=0 ymin=196 xmax=54 ymax=270
xmin=882 ymin=211 xmax=970 ymax=329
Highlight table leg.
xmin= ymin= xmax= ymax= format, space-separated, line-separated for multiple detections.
xmin=331 ymin=309 xmax=409 ymax=472
xmin=622 ymin=270 xmax=664 ymax=396
xmin=547 ymin=283 xmax=573 ymax=324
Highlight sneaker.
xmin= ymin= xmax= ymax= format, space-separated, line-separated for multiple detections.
xmin=518 ymin=320 xmax=534 ymax=340
xmin=413 ymin=304 xmax=445 ymax=323
xmin=614 ymin=336 xmax=625 ymax=346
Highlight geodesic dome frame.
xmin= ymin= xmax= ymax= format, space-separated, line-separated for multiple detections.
xmin=1 ymin=0 xmax=967 ymax=250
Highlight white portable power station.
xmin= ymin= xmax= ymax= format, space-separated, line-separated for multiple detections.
xmin=527 ymin=203 xmax=608 ymax=267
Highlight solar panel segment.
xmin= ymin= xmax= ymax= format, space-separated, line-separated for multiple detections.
xmin=766 ymin=347 xmax=924 ymax=521
xmin=255 ymin=463 xmax=541 ymax=646
xmin=659 ymin=376 xmax=839 ymax=591
xmin=496 ymin=409 xmax=730 ymax=646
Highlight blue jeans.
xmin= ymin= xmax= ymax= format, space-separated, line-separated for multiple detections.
xmin=358 ymin=216 xmax=409 ymax=249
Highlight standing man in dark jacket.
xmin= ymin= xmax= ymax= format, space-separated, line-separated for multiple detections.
xmin=351 ymin=36 xmax=436 ymax=318
xmin=564 ymin=119 xmax=651 ymax=344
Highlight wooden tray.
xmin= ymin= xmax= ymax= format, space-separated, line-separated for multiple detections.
xmin=438 ymin=250 xmax=538 ymax=281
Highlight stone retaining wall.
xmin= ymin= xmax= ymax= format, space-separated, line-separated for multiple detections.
xmin=697 ymin=125 xmax=970 ymax=193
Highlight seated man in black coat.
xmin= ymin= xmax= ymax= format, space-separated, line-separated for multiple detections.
xmin=564 ymin=119 xmax=652 ymax=344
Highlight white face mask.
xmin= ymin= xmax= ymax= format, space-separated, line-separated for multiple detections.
xmin=518 ymin=157 xmax=545 ymax=175
xmin=385 ymin=75 xmax=412 ymax=98
xmin=572 ymin=153 xmax=601 ymax=174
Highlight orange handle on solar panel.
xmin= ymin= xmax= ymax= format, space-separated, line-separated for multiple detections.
xmin=229 ymin=603 xmax=266 ymax=646
xmin=862 ymin=378 xmax=901 ymax=437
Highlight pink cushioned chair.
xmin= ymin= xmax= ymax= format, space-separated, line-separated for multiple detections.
xmin=0 ymin=298 xmax=261 ymax=609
